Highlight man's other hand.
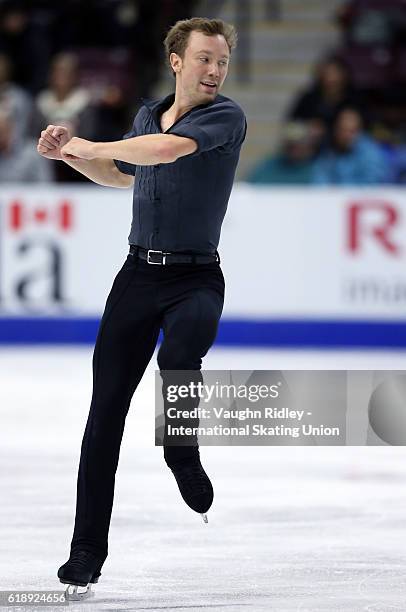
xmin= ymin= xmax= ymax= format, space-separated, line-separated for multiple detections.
xmin=37 ymin=125 xmax=72 ymax=160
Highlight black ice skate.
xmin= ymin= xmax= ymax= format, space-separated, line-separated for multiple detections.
xmin=170 ymin=458 xmax=213 ymax=523
xmin=57 ymin=550 xmax=105 ymax=601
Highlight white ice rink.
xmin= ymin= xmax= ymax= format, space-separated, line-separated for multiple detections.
xmin=1 ymin=346 xmax=406 ymax=611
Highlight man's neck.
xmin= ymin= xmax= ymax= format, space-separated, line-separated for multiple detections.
xmin=167 ymin=84 xmax=214 ymax=121
xmin=166 ymin=97 xmax=196 ymax=122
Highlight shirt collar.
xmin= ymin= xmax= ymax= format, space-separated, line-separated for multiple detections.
xmin=140 ymin=93 xmax=174 ymax=131
xmin=141 ymin=92 xmax=218 ymax=116
xmin=141 ymin=92 xmax=175 ymax=112
xmin=141 ymin=92 xmax=221 ymax=133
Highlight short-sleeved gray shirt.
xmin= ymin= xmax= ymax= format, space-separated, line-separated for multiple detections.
xmin=114 ymin=92 xmax=247 ymax=254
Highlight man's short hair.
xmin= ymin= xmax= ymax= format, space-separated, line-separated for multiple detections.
xmin=164 ymin=17 xmax=237 ymax=75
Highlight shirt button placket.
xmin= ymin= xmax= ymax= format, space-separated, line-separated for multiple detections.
xmin=153 ymin=164 xmax=161 ymax=243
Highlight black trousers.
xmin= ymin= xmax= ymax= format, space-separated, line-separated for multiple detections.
xmin=70 ymin=252 xmax=225 ymax=558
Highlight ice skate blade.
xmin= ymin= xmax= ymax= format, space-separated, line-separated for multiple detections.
xmin=201 ymin=513 xmax=208 ymax=523
xmin=64 ymin=584 xmax=94 ymax=601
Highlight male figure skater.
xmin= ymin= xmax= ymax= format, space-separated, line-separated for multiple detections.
xmin=37 ymin=17 xmax=246 ymax=598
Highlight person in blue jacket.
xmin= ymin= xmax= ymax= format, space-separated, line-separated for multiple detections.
xmin=247 ymin=121 xmax=316 ymax=185
xmin=312 ymin=108 xmax=389 ymax=185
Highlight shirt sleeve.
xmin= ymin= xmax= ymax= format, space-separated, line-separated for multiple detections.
xmin=169 ymin=102 xmax=247 ymax=157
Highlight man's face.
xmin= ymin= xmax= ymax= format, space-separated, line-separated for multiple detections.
xmin=171 ymin=30 xmax=230 ymax=103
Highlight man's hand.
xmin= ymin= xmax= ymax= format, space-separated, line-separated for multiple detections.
xmin=61 ymin=137 xmax=96 ymax=161
xmin=38 ymin=124 xmax=132 ymax=187
xmin=37 ymin=125 xmax=72 ymax=160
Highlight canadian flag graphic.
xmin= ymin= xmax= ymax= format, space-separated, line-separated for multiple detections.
xmin=9 ymin=200 xmax=73 ymax=232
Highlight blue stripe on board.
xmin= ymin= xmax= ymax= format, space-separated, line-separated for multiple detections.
xmin=0 ymin=317 xmax=405 ymax=348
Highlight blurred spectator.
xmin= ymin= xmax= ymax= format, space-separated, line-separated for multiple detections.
xmin=312 ymin=108 xmax=389 ymax=185
xmin=247 ymin=122 xmax=316 ymax=184
xmin=288 ymin=57 xmax=364 ymax=141
xmin=0 ymin=109 xmax=52 ymax=182
xmin=0 ymin=53 xmax=33 ymax=142
xmin=34 ymin=53 xmax=96 ymax=138
xmin=33 ymin=52 xmax=98 ymax=182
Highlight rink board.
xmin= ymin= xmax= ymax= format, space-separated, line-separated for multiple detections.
xmin=0 ymin=184 xmax=405 ymax=347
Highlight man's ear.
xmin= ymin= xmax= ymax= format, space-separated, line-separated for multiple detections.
xmin=170 ymin=52 xmax=182 ymax=74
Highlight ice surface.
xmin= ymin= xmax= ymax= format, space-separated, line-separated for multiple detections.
xmin=1 ymin=347 xmax=406 ymax=611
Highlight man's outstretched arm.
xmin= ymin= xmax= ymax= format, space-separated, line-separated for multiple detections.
xmin=37 ymin=125 xmax=134 ymax=188
xmin=60 ymin=133 xmax=198 ymax=165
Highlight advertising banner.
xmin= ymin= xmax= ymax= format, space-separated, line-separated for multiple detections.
xmin=0 ymin=185 xmax=405 ymax=346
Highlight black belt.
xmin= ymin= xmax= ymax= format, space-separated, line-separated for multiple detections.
xmin=129 ymin=245 xmax=219 ymax=265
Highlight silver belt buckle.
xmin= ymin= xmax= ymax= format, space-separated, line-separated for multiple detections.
xmin=147 ymin=249 xmax=167 ymax=265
